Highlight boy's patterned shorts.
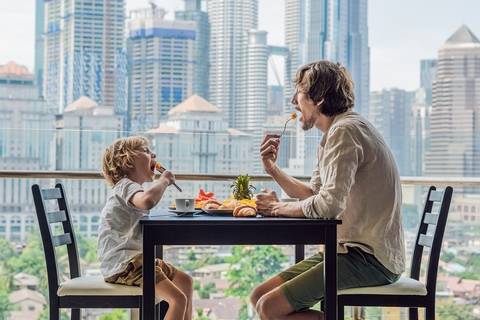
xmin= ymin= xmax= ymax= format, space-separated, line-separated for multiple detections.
xmin=105 ymin=254 xmax=177 ymax=287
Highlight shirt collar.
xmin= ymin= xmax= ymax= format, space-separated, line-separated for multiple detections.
xmin=319 ymin=110 xmax=354 ymax=147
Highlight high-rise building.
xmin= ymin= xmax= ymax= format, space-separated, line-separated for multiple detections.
xmin=420 ymin=59 xmax=437 ymax=106
xmin=43 ymin=0 xmax=126 ymax=112
xmin=284 ymin=0 xmax=369 ymax=174
xmin=267 ymin=85 xmax=284 ymax=115
xmin=369 ymin=88 xmax=415 ymax=176
xmin=175 ymin=0 xmax=210 ymax=100
xmin=207 ymin=0 xmax=258 ymax=128
xmin=34 ymin=0 xmax=44 ymax=98
xmin=55 ymin=96 xmax=123 ymax=238
xmin=146 ymin=95 xmax=253 ymax=201
xmin=0 ymin=62 xmax=53 ymax=242
xmin=127 ymin=7 xmax=196 ymax=132
xmin=425 ymin=25 xmax=480 ymax=179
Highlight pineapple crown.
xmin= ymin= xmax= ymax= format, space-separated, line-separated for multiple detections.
xmin=230 ymin=174 xmax=256 ymax=200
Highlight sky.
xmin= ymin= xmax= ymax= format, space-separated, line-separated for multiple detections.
xmin=1 ymin=0 xmax=479 ymax=91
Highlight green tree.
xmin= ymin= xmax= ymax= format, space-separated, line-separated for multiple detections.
xmin=225 ymin=245 xmax=287 ymax=320
xmin=76 ymin=234 xmax=98 ymax=264
xmin=226 ymin=245 xmax=287 ymax=298
xmin=0 ymin=238 xmax=15 ymax=263
xmin=0 ymin=275 xmax=12 ymax=320
xmin=193 ymin=308 xmax=210 ymax=320
xmin=5 ymin=233 xmax=50 ymax=297
xmin=194 ymin=280 xmax=217 ymax=299
xmin=98 ymin=309 xmax=129 ymax=320
xmin=437 ymin=303 xmax=475 ymax=320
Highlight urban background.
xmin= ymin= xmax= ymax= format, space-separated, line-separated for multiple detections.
xmin=0 ymin=0 xmax=479 ymax=319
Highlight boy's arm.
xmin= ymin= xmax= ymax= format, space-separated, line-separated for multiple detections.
xmin=130 ymin=171 xmax=175 ymax=210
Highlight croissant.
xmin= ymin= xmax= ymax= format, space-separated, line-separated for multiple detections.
xmin=202 ymin=199 xmax=222 ymax=210
xmin=233 ymin=205 xmax=257 ymax=217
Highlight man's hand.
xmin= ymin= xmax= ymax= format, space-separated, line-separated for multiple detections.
xmin=256 ymin=189 xmax=304 ymax=217
xmin=260 ymin=135 xmax=280 ymax=174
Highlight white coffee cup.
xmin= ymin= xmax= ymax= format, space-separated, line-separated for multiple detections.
xmin=175 ymin=198 xmax=195 ymax=212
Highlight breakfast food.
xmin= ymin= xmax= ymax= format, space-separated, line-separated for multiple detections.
xmin=233 ymin=205 xmax=257 ymax=217
xmin=202 ymin=199 xmax=222 ymax=210
xmin=196 ymin=189 xmax=216 ymax=208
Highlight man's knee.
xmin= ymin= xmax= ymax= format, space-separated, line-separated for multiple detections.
xmin=256 ymin=295 xmax=280 ymax=320
xmin=250 ymin=286 xmax=263 ymax=307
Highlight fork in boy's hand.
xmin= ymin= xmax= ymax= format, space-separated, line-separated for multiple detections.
xmin=155 ymin=163 xmax=182 ymax=192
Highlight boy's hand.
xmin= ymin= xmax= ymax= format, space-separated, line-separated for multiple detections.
xmin=158 ymin=170 xmax=175 ymax=186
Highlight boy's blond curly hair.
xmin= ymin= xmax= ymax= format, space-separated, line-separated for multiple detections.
xmin=102 ymin=136 xmax=150 ymax=186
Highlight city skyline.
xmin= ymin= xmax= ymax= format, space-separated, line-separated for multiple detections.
xmin=2 ymin=0 xmax=480 ymax=92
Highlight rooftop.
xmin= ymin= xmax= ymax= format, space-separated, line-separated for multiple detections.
xmin=446 ymin=25 xmax=480 ymax=44
xmin=168 ymin=94 xmax=221 ymax=116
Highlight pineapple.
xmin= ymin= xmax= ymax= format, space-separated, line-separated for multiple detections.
xmin=231 ymin=174 xmax=256 ymax=200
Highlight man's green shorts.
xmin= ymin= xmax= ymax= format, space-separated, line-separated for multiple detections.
xmin=278 ymin=246 xmax=400 ymax=311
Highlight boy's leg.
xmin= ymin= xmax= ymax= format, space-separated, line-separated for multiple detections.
xmin=172 ymin=270 xmax=193 ymax=320
xmin=155 ymin=279 xmax=187 ymax=320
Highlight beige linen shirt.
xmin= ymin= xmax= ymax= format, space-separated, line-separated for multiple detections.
xmin=301 ymin=111 xmax=405 ymax=274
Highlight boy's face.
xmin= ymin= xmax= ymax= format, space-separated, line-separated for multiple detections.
xmin=129 ymin=146 xmax=157 ymax=183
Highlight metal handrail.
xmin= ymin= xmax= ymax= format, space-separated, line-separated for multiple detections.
xmin=1 ymin=170 xmax=480 ymax=187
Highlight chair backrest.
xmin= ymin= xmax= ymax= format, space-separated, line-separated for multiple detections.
xmin=31 ymin=183 xmax=81 ymax=297
xmin=409 ymin=186 xmax=453 ymax=298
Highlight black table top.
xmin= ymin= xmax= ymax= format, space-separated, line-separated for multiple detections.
xmin=140 ymin=211 xmax=341 ymax=226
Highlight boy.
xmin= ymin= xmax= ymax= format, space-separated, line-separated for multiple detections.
xmin=99 ymin=136 xmax=193 ymax=320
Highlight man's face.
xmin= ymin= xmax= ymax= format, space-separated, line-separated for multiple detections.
xmin=293 ymin=91 xmax=319 ymax=131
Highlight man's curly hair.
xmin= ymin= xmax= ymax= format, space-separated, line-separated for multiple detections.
xmin=102 ymin=136 xmax=150 ymax=186
xmin=292 ymin=60 xmax=355 ymax=117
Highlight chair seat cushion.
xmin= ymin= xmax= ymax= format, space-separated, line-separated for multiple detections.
xmin=339 ymin=276 xmax=427 ymax=296
xmin=58 ymin=276 xmax=141 ymax=296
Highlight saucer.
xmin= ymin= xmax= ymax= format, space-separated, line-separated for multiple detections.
xmin=168 ymin=209 xmax=203 ymax=216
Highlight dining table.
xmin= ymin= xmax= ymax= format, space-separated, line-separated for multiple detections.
xmin=140 ymin=212 xmax=341 ymax=319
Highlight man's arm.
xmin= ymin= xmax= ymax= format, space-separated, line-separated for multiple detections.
xmin=268 ymin=165 xmax=315 ymax=199
xmin=261 ymin=135 xmax=315 ymax=199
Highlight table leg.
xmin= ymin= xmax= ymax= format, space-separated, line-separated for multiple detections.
xmin=142 ymin=227 xmax=155 ymax=320
xmin=155 ymin=245 xmax=165 ymax=318
xmin=295 ymin=244 xmax=305 ymax=263
xmin=324 ymin=225 xmax=337 ymax=320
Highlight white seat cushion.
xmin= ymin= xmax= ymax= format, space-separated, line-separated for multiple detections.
xmin=58 ymin=276 xmax=142 ymax=296
xmin=339 ymin=276 xmax=427 ymax=296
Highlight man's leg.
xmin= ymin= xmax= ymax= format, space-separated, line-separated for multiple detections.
xmin=256 ymin=287 xmax=323 ymax=320
xmin=251 ymin=253 xmax=325 ymax=318
xmin=250 ymin=275 xmax=284 ymax=307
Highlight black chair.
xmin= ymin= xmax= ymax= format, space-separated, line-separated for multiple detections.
xmin=32 ymin=183 xmax=164 ymax=319
xmin=338 ymin=186 xmax=453 ymax=320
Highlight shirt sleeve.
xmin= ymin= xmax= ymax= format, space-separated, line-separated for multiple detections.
xmin=301 ymin=126 xmax=364 ymax=219
xmin=115 ymin=179 xmax=144 ymax=208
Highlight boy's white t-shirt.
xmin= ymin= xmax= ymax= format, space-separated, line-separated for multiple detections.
xmin=97 ymin=177 xmax=149 ymax=278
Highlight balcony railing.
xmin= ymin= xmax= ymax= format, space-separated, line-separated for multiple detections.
xmin=2 ymin=170 xmax=480 ymax=187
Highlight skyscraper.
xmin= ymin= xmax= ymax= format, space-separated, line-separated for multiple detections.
xmin=420 ymin=59 xmax=437 ymax=106
xmin=176 ymin=0 xmax=210 ymax=100
xmin=369 ymin=89 xmax=415 ymax=176
xmin=284 ymin=0 xmax=369 ymax=174
xmin=43 ymin=0 xmax=126 ymax=112
xmin=34 ymin=0 xmax=44 ymax=98
xmin=425 ymin=25 xmax=480 ymax=178
xmin=285 ymin=0 xmax=369 ymax=116
xmin=127 ymin=6 xmax=196 ymax=132
xmin=207 ymin=0 xmax=258 ymax=128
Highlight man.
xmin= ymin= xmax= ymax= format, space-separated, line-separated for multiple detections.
xmin=251 ymin=61 xmax=405 ymax=320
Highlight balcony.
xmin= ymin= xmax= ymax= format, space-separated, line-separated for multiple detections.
xmin=0 ymin=167 xmax=479 ymax=319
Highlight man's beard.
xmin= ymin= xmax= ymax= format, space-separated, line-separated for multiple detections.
xmin=301 ymin=116 xmax=315 ymax=131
